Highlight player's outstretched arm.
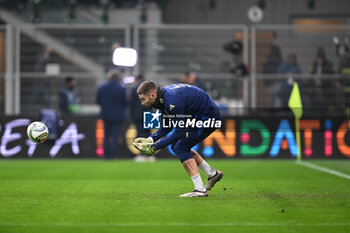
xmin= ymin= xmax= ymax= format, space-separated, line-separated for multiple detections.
xmin=153 ymin=128 xmax=185 ymax=149
xmin=149 ymin=127 xmax=172 ymax=143
xmin=153 ymin=103 xmax=187 ymax=149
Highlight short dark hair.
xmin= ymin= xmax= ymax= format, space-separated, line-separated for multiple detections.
xmin=65 ymin=76 xmax=74 ymax=84
xmin=137 ymin=81 xmax=158 ymax=95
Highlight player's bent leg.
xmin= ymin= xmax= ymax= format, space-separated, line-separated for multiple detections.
xmin=191 ymin=149 xmax=215 ymax=177
xmin=190 ymin=126 xmax=224 ymax=191
xmin=190 ymin=149 xmax=204 ymax=166
xmin=174 ymin=142 xmax=208 ymax=197
xmin=180 ymin=159 xmax=208 ymax=197
xmin=182 ymin=158 xmax=199 ymax=177
xmin=190 ymin=149 xmax=223 ymax=191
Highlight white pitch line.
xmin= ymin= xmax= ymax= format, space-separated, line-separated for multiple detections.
xmin=296 ymin=161 xmax=350 ymax=180
xmin=1 ymin=222 xmax=350 ymax=227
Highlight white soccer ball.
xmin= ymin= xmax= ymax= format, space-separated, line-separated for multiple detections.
xmin=26 ymin=121 xmax=49 ymax=143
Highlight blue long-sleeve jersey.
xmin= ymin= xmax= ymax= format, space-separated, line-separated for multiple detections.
xmin=150 ymin=84 xmax=220 ymax=149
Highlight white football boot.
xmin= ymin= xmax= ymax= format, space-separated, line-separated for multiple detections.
xmin=179 ymin=190 xmax=208 ymax=197
xmin=205 ymin=170 xmax=223 ymax=191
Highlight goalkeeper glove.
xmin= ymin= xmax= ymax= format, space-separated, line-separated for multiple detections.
xmin=133 ymin=137 xmax=154 ymax=144
xmin=140 ymin=143 xmax=157 ymax=156
xmin=133 ymin=137 xmax=153 ymax=151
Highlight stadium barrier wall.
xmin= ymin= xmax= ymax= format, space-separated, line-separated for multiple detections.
xmin=0 ymin=115 xmax=349 ymax=159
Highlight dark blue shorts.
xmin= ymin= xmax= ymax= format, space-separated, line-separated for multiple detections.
xmin=171 ymin=111 xmax=221 ymax=162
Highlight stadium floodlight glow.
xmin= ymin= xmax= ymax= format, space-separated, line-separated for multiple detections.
xmin=112 ymin=47 xmax=138 ymax=67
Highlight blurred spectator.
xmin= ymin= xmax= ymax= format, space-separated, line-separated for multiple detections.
xmin=262 ymin=37 xmax=283 ymax=109
xmin=278 ymin=53 xmax=301 ymax=74
xmin=334 ymin=37 xmax=350 ymax=74
xmin=311 ymin=47 xmax=334 ymax=75
xmin=278 ymin=53 xmax=301 ymax=108
xmin=25 ymin=46 xmax=52 ymax=112
xmin=97 ymin=69 xmax=127 ymax=159
xmin=334 ymin=37 xmax=350 ymax=111
xmin=180 ymin=72 xmax=189 ymax=84
xmin=180 ymin=71 xmax=205 ymax=90
xmin=262 ymin=43 xmax=283 ymax=74
xmin=181 ymin=71 xmax=219 ymax=100
xmin=58 ymin=76 xmax=81 ymax=115
xmin=35 ymin=46 xmax=53 ymax=72
xmin=311 ymin=47 xmax=344 ymax=112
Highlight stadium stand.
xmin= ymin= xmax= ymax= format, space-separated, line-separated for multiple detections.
xmin=0 ymin=4 xmax=349 ymax=115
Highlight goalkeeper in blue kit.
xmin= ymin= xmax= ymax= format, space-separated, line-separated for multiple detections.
xmin=133 ymin=81 xmax=223 ymax=197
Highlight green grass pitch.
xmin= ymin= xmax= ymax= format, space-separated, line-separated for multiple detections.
xmin=0 ymin=159 xmax=349 ymax=233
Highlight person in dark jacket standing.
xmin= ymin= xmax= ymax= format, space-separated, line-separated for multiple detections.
xmin=59 ymin=76 xmax=81 ymax=115
xmin=97 ymin=69 xmax=127 ymax=159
